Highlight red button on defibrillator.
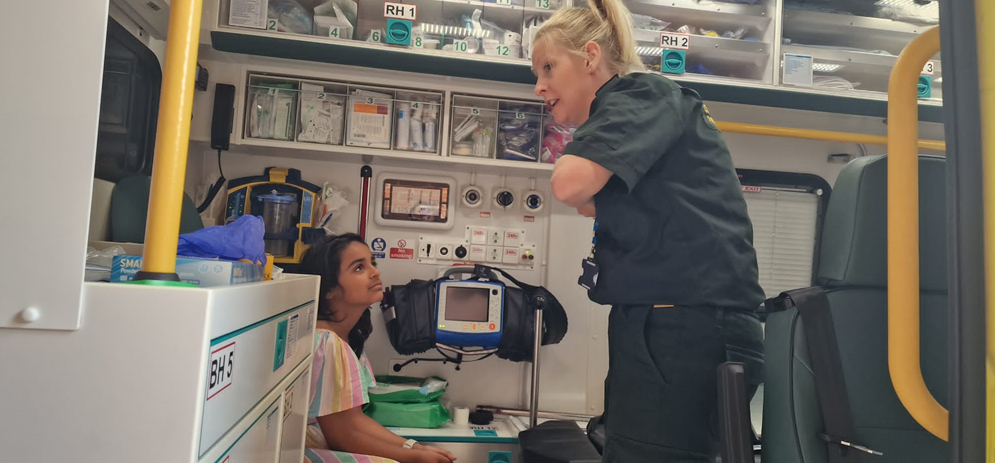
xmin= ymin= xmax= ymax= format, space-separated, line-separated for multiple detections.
xmin=489 ymin=323 xmax=496 ymax=330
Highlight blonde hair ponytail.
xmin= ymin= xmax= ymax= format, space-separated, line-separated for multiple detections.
xmin=534 ymin=0 xmax=644 ymax=75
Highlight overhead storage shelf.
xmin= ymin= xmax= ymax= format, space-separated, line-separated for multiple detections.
xmin=782 ymin=8 xmax=933 ymax=56
xmin=633 ymin=29 xmax=770 ymax=68
xmin=212 ymin=29 xmax=943 ymax=123
xmin=626 ymin=0 xmax=771 ymax=27
xmin=210 ymin=0 xmax=945 ymax=123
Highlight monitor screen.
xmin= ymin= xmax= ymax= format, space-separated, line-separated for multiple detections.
xmin=381 ymin=179 xmax=449 ymax=223
xmin=445 ymin=286 xmax=490 ymax=322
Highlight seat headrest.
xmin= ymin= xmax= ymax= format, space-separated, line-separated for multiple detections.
xmin=817 ymin=155 xmax=947 ymax=292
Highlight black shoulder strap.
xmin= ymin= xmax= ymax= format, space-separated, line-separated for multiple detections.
xmin=487 ymin=266 xmax=568 ymax=346
xmin=774 ymin=287 xmax=879 ymax=462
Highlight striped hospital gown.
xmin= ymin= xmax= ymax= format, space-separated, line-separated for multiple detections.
xmin=304 ymin=330 xmax=398 ymax=463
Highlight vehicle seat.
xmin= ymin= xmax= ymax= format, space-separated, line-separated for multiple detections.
xmin=761 ymin=155 xmax=949 ymax=463
xmin=109 ymin=174 xmax=204 ymax=243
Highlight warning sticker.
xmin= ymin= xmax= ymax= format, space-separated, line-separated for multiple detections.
xmin=371 ymin=237 xmax=387 ymax=259
xmin=391 ymin=248 xmax=415 ymax=260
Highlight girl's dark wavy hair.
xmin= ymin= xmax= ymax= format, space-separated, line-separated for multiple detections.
xmin=298 ymin=233 xmax=374 ymax=356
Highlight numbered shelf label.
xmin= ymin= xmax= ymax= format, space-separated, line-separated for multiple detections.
xmin=495 ymin=44 xmax=511 ymax=56
xmin=207 ymin=342 xmax=235 ymax=400
xmin=383 ymin=1 xmax=417 ymax=20
xmin=660 ymin=32 xmax=690 ymax=50
xmin=497 ymin=0 xmax=512 ymax=5
xmin=328 ymin=27 xmax=341 ymax=38
xmin=922 ymin=61 xmax=935 ymax=76
xmin=536 ymin=0 xmax=552 ymax=8
xmin=515 ymin=112 xmax=526 ymax=119
xmin=454 ymin=40 xmax=470 ymax=53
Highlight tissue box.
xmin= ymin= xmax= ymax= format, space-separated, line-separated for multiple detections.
xmin=111 ymin=255 xmax=264 ymax=287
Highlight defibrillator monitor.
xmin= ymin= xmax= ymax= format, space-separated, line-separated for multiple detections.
xmin=374 ymin=172 xmax=457 ymax=230
xmin=435 ymin=280 xmax=504 ymax=348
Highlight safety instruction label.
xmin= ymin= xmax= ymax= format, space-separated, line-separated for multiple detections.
xmin=229 ymin=0 xmax=269 ymax=29
xmin=371 ymin=238 xmax=387 ymax=259
xmin=390 ymin=248 xmax=415 ymax=260
xmin=207 ymin=342 xmax=235 ymax=401
xmin=782 ymin=54 xmax=813 ymax=87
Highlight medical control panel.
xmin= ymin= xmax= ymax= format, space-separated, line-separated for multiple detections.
xmin=417 ymin=227 xmax=537 ymax=269
xmin=435 ymin=280 xmax=504 ymax=348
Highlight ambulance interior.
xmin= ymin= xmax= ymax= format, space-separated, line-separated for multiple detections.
xmin=3 ymin=0 xmax=987 ymax=462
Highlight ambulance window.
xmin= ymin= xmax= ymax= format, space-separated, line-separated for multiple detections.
xmin=95 ymin=17 xmax=161 ymax=183
xmin=738 ymin=171 xmax=830 ymax=299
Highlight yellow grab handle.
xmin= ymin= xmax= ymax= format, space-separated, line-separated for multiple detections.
xmin=140 ymin=0 xmax=205 ymax=276
xmin=886 ymin=26 xmax=949 ymax=441
xmin=977 ymin=0 xmax=995 ymax=457
xmin=716 ymin=121 xmax=945 ymax=152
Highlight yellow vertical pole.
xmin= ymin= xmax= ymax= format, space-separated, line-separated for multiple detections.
xmin=976 ymin=0 xmax=995 ymax=458
xmin=138 ymin=0 xmax=204 ymax=279
xmin=887 ymin=26 xmax=949 ymax=441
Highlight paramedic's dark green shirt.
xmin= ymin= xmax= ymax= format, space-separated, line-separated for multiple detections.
xmin=566 ymin=73 xmax=765 ymax=311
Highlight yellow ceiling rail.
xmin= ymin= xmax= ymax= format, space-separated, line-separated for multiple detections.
xmin=138 ymin=0 xmax=204 ymax=280
xmin=887 ymin=26 xmax=949 ymax=441
xmin=717 ymin=121 xmax=946 ymax=152
xmin=976 ymin=0 xmax=995 ymax=458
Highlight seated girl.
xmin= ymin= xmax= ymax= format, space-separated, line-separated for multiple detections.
xmin=299 ymin=234 xmax=458 ymax=463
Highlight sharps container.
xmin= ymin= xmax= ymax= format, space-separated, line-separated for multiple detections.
xmin=258 ymin=192 xmax=298 ymax=257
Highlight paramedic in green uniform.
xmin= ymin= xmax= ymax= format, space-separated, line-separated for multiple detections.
xmin=531 ymin=0 xmax=766 ymax=461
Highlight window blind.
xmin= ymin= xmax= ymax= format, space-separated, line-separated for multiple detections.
xmin=743 ymin=188 xmax=820 ymax=298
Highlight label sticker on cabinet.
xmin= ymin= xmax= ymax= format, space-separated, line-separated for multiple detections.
xmin=659 ymin=32 xmax=690 ymax=50
xmin=265 ymin=406 xmax=280 ymax=445
xmin=207 ymin=342 xmax=235 ymax=401
xmin=383 ymin=1 xmax=417 ymax=20
xmin=306 ymin=303 xmax=316 ymax=333
xmin=284 ymin=384 xmax=296 ymax=421
xmin=285 ymin=313 xmax=300 ymax=363
xmin=782 ymin=54 xmax=814 ymax=87
xmin=229 ymin=0 xmax=268 ymax=29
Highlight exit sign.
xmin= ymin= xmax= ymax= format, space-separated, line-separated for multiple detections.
xmin=383 ymin=2 xmax=416 ymax=20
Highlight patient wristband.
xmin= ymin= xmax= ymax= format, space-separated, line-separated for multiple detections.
xmin=403 ymin=439 xmax=418 ymax=449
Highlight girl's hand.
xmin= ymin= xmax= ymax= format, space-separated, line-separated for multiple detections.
xmin=408 ymin=449 xmax=454 ymax=463
xmin=415 ymin=443 xmax=457 ymax=461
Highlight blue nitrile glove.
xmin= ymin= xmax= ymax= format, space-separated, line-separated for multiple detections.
xmin=177 ymin=215 xmax=267 ymax=264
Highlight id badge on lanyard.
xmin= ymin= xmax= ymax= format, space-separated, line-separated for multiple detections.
xmin=578 ymin=221 xmax=599 ymax=290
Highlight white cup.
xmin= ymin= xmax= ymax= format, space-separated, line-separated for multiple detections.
xmin=504 ymin=31 xmax=522 ymax=46
xmin=453 ymin=407 xmax=470 ymax=426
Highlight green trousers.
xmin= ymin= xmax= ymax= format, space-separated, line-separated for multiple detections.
xmin=602 ymin=305 xmax=764 ymax=462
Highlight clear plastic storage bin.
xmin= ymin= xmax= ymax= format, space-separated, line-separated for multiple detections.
xmin=450 ymin=95 xmax=500 ymax=158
